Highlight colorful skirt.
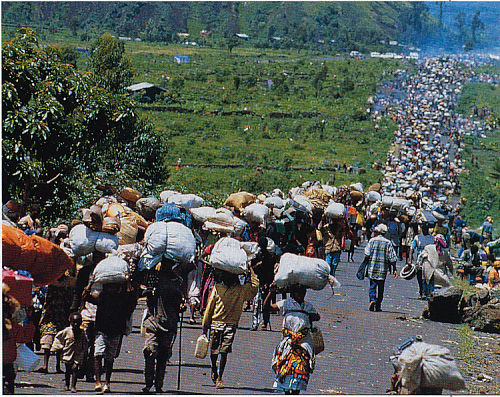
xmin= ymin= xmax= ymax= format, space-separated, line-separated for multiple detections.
xmin=272 ymin=328 xmax=312 ymax=391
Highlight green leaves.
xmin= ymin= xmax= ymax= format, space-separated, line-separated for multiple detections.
xmin=2 ymin=28 xmax=167 ymax=222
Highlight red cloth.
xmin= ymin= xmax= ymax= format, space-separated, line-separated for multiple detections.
xmin=2 ymin=225 xmax=72 ymax=286
xmin=3 ymin=321 xmax=36 ymax=364
xmin=2 ymin=269 xmax=33 ymax=306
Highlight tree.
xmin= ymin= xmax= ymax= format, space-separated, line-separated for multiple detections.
xmin=455 ymin=11 xmax=466 ymax=42
xmin=233 ymin=75 xmax=240 ymax=90
xmin=227 ymin=36 xmax=239 ymax=55
xmin=2 ymin=28 xmax=167 ymax=221
xmin=90 ymin=33 xmax=134 ymax=93
xmin=471 ymin=11 xmax=484 ymax=44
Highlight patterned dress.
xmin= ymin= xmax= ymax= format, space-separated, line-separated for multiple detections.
xmin=272 ymin=298 xmax=318 ymax=392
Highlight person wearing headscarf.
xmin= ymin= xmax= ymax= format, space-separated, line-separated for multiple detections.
xmin=417 ymin=234 xmax=453 ymax=297
xmin=264 ymin=285 xmax=320 ymax=394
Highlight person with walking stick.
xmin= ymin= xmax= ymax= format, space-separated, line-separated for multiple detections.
xmin=141 ymin=259 xmax=186 ymax=394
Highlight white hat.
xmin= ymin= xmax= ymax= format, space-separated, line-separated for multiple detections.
xmin=374 ymin=224 xmax=388 ymax=234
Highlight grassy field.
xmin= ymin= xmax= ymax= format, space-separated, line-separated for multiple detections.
xmin=119 ymin=40 xmax=401 ymax=198
xmin=3 ymin=28 xmax=403 ymax=202
xmin=457 ymin=78 xmax=500 ymax=234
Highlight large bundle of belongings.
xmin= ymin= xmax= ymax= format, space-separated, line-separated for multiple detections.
xmin=3 ymin=224 xmax=73 ymax=286
xmin=389 ymin=336 xmax=466 ymax=394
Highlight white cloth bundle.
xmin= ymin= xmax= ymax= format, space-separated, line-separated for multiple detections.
xmin=325 ymin=202 xmax=345 ymax=219
xmin=275 ymin=253 xmax=339 ymax=290
xmin=167 ymin=193 xmax=204 ymax=209
xmin=69 ymin=224 xmax=118 ymax=257
xmin=139 ymin=221 xmax=196 ymax=270
xmin=241 ymin=203 xmax=270 ymax=225
xmin=92 ymin=256 xmax=129 ymax=284
xmin=209 ymin=237 xmax=248 ymax=274
xmin=190 ymin=206 xmax=217 ymax=223
xmin=398 ymin=342 xmax=465 ymax=392
xmin=291 ymin=196 xmax=313 ymax=214
xmin=264 ymin=196 xmax=285 ymax=209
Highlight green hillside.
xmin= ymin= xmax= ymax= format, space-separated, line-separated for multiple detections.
xmin=457 ymin=74 xmax=500 ymax=231
xmin=2 ymin=1 xmax=438 ymax=51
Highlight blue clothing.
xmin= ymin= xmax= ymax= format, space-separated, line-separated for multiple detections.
xmin=369 ymin=278 xmax=385 ymax=308
xmin=325 ymin=252 xmax=341 ymax=277
xmin=482 ymin=221 xmax=493 ymax=234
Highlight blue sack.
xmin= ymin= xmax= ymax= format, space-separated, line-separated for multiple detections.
xmin=156 ymin=203 xmax=183 ymax=223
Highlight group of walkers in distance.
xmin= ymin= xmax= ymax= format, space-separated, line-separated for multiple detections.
xmin=3 ymin=53 xmax=499 ymax=396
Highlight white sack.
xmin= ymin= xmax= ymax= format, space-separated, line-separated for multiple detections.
xmin=190 ymin=206 xmax=217 ymax=223
xmin=367 ymin=191 xmax=381 ymax=202
xmin=159 ymin=190 xmax=179 ymax=203
xmin=275 ymin=253 xmax=335 ymax=290
xmin=240 ymin=241 xmax=261 ymax=261
xmin=203 ymin=221 xmax=235 ymax=235
xmin=322 ymin=185 xmax=337 ymax=197
xmin=69 ymin=224 xmax=119 ymax=257
xmin=398 ymin=342 xmax=465 ymax=392
xmin=350 ymin=182 xmax=364 ymax=192
xmin=209 ymin=237 xmax=248 ymax=274
xmin=92 ymin=256 xmax=129 ymax=284
xmin=264 ymin=196 xmax=284 ymax=209
xmin=139 ymin=221 xmax=196 ymax=269
xmin=241 ymin=203 xmax=270 ymax=225
xmin=232 ymin=217 xmax=248 ymax=236
xmin=167 ymin=193 xmax=204 ymax=209
xmin=291 ymin=196 xmax=313 ymax=214
xmin=325 ymin=202 xmax=345 ymax=219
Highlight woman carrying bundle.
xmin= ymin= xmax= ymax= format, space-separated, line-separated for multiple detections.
xmin=264 ymin=284 xmax=320 ymax=394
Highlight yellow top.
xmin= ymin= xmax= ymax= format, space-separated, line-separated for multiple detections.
xmin=202 ymin=271 xmax=258 ymax=328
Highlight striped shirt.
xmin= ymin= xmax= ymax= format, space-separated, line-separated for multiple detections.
xmin=364 ymin=235 xmax=398 ymax=280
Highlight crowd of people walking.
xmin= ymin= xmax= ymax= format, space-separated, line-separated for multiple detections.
xmin=3 ymin=54 xmax=499 ymax=395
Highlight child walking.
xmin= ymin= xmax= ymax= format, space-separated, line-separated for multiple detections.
xmin=51 ymin=312 xmax=88 ymax=392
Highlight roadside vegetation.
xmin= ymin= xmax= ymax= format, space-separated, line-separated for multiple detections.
xmin=456 ymin=76 xmax=500 ymax=233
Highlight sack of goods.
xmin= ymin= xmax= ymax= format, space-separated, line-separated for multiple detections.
xmin=139 ymin=221 xmax=196 ymax=270
xmin=120 ymin=187 xmax=142 ymax=203
xmin=159 ymin=190 xmax=179 ymax=203
xmin=203 ymin=208 xmax=238 ymax=234
xmin=156 ymin=202 xmax=192 ymax=227
xmin=209 ymin=237 xmax=248 ymax=274
xmin=264 ymin=196 xmax=284 ymax=209
xmin=366 ymin=191 xmax=381 ymax=203
xmin=167 ymin=193 xmax=204 ymax=210
xmin=397 ymin=342 xmax=466 ymax=392
xmin=224 ymin=191 xmax=256 ymax=210
xmin=82 ymin=206 xmax=103 ymax=231
xmin=322 ymin=185 xmax=337 ymax=197
xmin=275 ymin=253 xmax=337 ymax=290
xmin=368 ymin=183 xmax=382 ymax=192
xmin=304 ymin=189 xmax=333 ymax=204
xmin=101 ymin=216 xmax=121 ymax=235
xmin=117 ymin=211 xmax=148 ymax=245
xmin=350 ymin=190 xmax=364 ymax=204
xmin=350 ymin=182 xmax=364 ymax=192
xmin=136 ymin=197 xmax=161 ymax=221
xmin=116 ymin=243 xmax=143 ymax=269
xmin=69 ymin=224 xmax=119 ymax=257
xmin=325 ymin=202 xmax=345 ymax=219
xmin=2 ymin=225 xmax=73 ymax=286
xmin=190 ymin=206 xmax=217 ymax=223
xmin=240 ymin=203 xmax=270 ymax=225
xmin=291 ymin=195 xmax=313 ymax=215
xmin=240 ymin=241 xmax=261 ymax=261
xmin=92 ymin=256 xmax=129 ymax=284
